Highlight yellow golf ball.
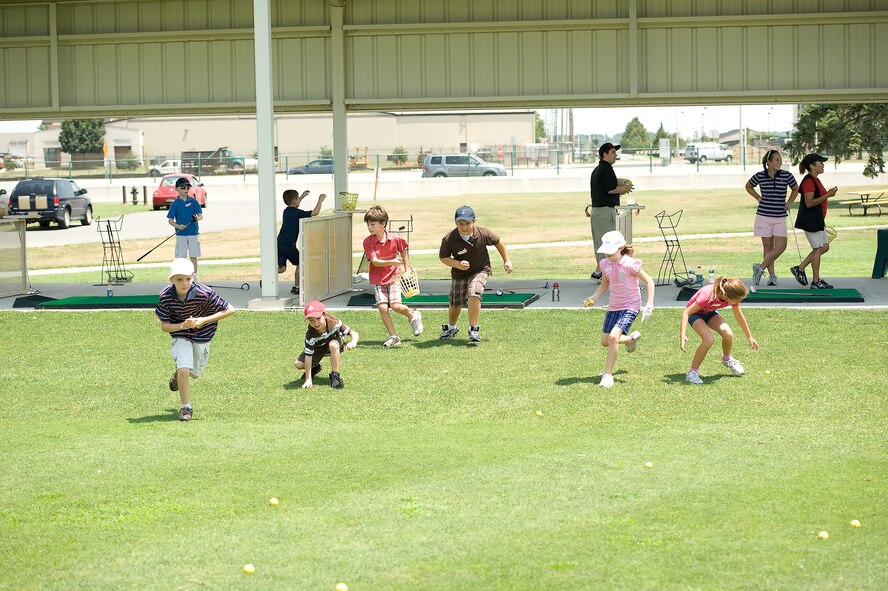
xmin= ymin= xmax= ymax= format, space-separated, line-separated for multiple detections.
xmin=644 ymin=462 xmax=654 ymax=469
xmin=269 ymin=497 xmax=280 ymax=506
xmin=336 ymin=584 xmax=349 ymax=591
xmin=243 ymin=564 xmax=256 ymax=574
xmin=851 ymin=519 xmax=861 ymax=528
xmin=764 ymin=370 xmax=771 ymax=375
xmin=535 ymin=410 xmax=543 ymax=416
xmin=817 ymin=531 xmax=829 ymax=540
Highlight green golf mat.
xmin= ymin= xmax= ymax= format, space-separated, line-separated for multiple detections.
xmin=37 ymin=295 xmax=160 ymax=309
xmin=347 ymin=292 xmax=539 ymax=309
xmin=677 ymin=286 xmax=863 ymax=303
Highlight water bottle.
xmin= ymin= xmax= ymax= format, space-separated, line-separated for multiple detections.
xmin=696 ymin=266 xmax=703 ymax=285
xmin=106 ymin=282 xmax=113 ymax=297
xmin=552 ymin=282 xmax=560 ymax=302
xmin=708 ymin=265 xmax=715 ymax=284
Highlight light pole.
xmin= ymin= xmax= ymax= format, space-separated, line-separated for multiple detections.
xmin=701 ymin=107 xmax=707 ymax=141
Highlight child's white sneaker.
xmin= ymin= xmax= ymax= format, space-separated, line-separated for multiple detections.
xmin=686 ymin=370 xmax=703 ymax=384
xmin=625 ymin=330 xmax=641 ymax=353
xmin=722 ymin=357 xmax=745 ymax=375
xmin=599 ymin=373 xmax=614 ymax=388
xmin=383 ymin=335 xmax=401 ymax=348
xmin=409 ymin=310 xmax=424 ymax=336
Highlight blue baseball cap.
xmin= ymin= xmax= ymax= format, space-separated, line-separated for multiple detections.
xmin=454 ymin=205 xmax=475 ymax=222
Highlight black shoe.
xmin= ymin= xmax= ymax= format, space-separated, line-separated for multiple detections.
xmin=330 ymin=371 xmax=344 ymax=389
xmin=290 ymin=286 xmax=300 ymax=295
xmin=811 ymin=279 xmax=834 ymax=289
xmin=790 ymin=266 xmax=808 ymax=286
xmin=591 ymin=271 xmax=603 ymax=281
xmin=169 ymin=370 xmax=179 ymax=392
xmin=302 ymin=364 xmax=322 ymax=381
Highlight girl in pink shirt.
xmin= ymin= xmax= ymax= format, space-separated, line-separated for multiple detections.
xmin=583 ymin=231 xmax=655 ymax=388
xmin=679 ymin=277 xmax=759 ymax=384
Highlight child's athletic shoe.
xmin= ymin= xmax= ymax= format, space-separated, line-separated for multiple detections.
xmin=468 ymin=325 xmax=481 ymax=344
xmin=599 ymin=373 xmax=614 ymax=388
xmin=790 ymin=266 xmax=808 ymax=286
xmin=302 ymin=364 xmax=322 ymax=382
xmin=439 ymin=324 xmax=459 ymax=340
xmin=685 ymin=370 xmax=704 ymax=384
xmin=330 ymin=371 xmax=344 ymax=389
xmin=383 ymin=335 xmax=401 ymax=348
xmin=591 ymin=271 xmax=603 ymax=281
xmin=177 ymin=406 xmax=192 ymax=421
xmin=767 ymin=275 xmax=778 ymax=286
xmin=625 ymin=330 xmax=641 ymax=353
xmin=721 ymin=357 xmax=745 ymax=375
xmin=409 ymin=311 xmax=424 ymax=337
xmin=752 ymin=263 xmax=764 ymax=286
xmin=290 ymin=286 xmax=300 ymax=295
xmin=810 ymin=279 xmax=834 ymax=289
xmin=169 ymin=370 xmax=179 ymax=392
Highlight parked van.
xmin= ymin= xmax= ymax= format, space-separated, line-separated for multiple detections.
xmin=422 ymin=153 xmax=507 ymax=178
xmin=684 ymin=143 xmax=733 ymax=163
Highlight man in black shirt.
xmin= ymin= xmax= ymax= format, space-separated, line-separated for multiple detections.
xmin=589 ymin=142 xmax=634 ymax=279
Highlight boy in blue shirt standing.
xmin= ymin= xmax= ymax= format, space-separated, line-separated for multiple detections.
xmin=167 ymin=177 xmax=203 ymax=275
xmin=278 ymin=189 xmax=326 ymax=295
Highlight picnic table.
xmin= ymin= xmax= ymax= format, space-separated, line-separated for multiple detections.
xmin=838 ymin=189 xmax=887 ymax=216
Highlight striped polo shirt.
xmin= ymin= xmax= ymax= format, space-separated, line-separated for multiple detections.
xmin=155 ymin=283 xmax=230 ymax=343
xmin=748 ymin=169 xmax=797 ymax=218
xmin=303 ymin=315 xmax=352 ymax=357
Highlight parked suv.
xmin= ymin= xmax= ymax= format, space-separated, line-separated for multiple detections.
xmin=422 ymin=154 xmax=507 ymax=178
xmin=684 ymin=143 xmax=733 ymax=163
xmin=6 ymin=178 xmax=92 ymax=229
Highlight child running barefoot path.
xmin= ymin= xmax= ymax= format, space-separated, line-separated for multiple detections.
xmin=362 ymin=205 xmax=423 ymax=347
xmin=582 ymin=231 xmax=655 ymax=388
xmin=680 ymin=277 xmax=759 ymax=384
xmin=156 ymin=258 xmax=236 ymax=421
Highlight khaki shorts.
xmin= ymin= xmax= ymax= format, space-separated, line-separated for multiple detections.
xmin=175 ymin=235 xmax=201 ymax=258
xmin=805 ymin=230 xmax=828 ymax=249
xmin=449 ymin=272 xmax=488 ymax=307
xmin=171 ymin=338 xmax=210 ymax=378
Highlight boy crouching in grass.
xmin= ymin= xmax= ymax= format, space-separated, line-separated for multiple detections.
xmin=156 ymin=258 xmax=236 ymax=421
xmin=298 ymin=300 xmax=359 ymax=389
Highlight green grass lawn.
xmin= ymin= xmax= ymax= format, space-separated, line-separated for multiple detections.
xmin=1 ymin=309 xmax=885 ymax=590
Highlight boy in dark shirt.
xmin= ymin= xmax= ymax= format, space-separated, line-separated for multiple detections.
xmin=438 ymin=205 xmax=512 ymax=344
xmin=278 ymin=189 xmax=325 ymax=295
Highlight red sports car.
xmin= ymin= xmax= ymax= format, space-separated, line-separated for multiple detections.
xmin=152 ymin=174 xmax=207 ymax=210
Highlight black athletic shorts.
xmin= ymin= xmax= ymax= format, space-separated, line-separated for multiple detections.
xmin=278 ymin=244 xmax=300 ymax=267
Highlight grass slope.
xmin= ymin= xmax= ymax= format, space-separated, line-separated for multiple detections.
xmin=1 ymin=309 xmax=886 ymax=590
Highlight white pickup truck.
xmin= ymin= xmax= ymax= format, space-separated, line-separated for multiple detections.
xmin=149 ymin=159 xmax=181 ymax=175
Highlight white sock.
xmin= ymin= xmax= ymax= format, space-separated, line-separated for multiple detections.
xmin=448 ymin=324 xmax=456 ymax=330
xmin=182 ymin=403 xmax=192 ymax=409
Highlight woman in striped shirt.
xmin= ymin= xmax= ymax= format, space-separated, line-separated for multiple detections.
xmin=744 ymin=149 xmax=799 ymax=286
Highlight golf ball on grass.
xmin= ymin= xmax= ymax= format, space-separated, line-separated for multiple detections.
xmin=336 ymin=584 xmax=348 ymax=591
xmin=243 ymin=564 xmax=256 ymax=574
xmin=644 ymin=462 xmax=654 ymax=469
xmin=269 ymin=497 xmax=279 ymax=506
xmin=764 ymin=370 xmax=771 ymax=375
xmin=817 ymin=531 xmax=829 ymax=540
xmin=851 ymin=519 xmax=861 ymax=528
xmin=535 ymin=410 xmax=543 ymax=416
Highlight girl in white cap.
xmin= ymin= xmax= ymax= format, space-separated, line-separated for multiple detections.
xmin=582 ymin=231 xmax=655 ymax=388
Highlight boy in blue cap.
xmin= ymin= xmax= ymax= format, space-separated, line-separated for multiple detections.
xmin=438 ymin=205 xmax=512 ymax=344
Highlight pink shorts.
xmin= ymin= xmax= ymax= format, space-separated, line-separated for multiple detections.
xmin=753 ymin=214 xmax=788 ymax=238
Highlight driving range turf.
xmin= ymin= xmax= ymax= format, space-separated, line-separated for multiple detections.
xmin=1 ymin=308 xmax=885 ymax=590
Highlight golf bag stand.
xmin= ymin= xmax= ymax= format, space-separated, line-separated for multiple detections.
xmin=96 ymin=216 xmax=134 ymax=285
xmin=654 ymin=209 xmax=695 ymax=287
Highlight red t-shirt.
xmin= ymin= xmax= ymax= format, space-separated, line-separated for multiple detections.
xmin=363 ymin=232 xmax=408 ymax=285
xmin=800 ymin=176 xmax=828 ymax=219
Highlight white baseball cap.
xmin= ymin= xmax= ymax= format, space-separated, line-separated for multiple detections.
xmin=169 ymin=258 xmax=195 ymax=279
xmin=597 ymin=230 xmax=627 ymax=255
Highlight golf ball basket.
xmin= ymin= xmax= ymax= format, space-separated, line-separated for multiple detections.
xmin=826 ymin=225 xmax=837 ymax=243
xmin=399 ymin=265 xmax=420 ymax=298
xmin=338 ymin=191 xmax=359 ymax=211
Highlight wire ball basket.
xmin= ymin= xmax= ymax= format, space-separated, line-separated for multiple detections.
xmin=338 ymin=192 xmax=359 ymax=211
xmin=399 ymin=266 xmax=420 ymax=298
xmin=826 ymin=226 xmax=837 ymax=243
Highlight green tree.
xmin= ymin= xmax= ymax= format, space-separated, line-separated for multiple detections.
xmin=787 ymin=103 xmax=888 ymax=178
xmin=59 ymin=118 xmax=104 ymax=155
xmin=621 ymin=117 xmax=651 ymax=149
xmin=534 ymin=112 xmax=547 ymax=142
xmin=655 ymin=122 xmax=669 ymax=140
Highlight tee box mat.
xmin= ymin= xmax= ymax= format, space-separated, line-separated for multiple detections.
xmin=347 ymin=292 xmax=540 ymax=309
xmin=677 ymin=286 xmax=864 ymax=304
xmin=36 ymin=295 xmax=160 ymax=309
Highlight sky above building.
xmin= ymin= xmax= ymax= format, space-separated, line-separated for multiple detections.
xmin=0 ymin=104 xmax=795 ymax=140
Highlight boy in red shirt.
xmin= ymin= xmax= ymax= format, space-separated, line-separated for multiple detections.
xmin=362 ymin=206 xmax=423 ymax=347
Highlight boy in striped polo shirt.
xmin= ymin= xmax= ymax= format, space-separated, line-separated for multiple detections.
xmin=155 ymin=258 xmax=236 ymax=421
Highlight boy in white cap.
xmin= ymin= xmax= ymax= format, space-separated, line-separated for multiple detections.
xmin=155 ymin=258 xmax=236 ymax=421
xmin=582 ymin=231 xmax=655 ymax=388
xmin=438 ymin=205 xmax=512 ymax=344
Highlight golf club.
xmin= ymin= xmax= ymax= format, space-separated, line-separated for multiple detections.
xmin=789 ymin=218 xmax=803 ymax=265
xmin=136 ymin=217 xmax=197 ymax=262
xmin=207 ymin=283 xmax=251 ymax=291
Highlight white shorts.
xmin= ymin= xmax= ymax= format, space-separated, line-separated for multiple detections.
xmin=171 ymin=338 xmax=211 ymax=378
xmin=805 ymin=230 xmax=828 ymax=249
xmin=753 ymin=215 xmax=788 ymax=238
xmin=175 ymin=235 xmax=201 ymax=258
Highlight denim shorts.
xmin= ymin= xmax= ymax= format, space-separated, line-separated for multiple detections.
xmin=688 ymin=310 xmax=720 ymax=326
xmin=602 ymin=309 xmax=638 ymax=335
